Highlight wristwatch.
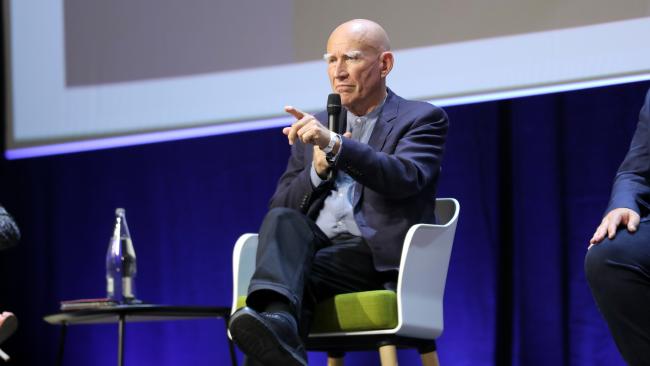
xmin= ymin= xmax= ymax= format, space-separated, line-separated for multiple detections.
xmin=322 ymin=131 xmax=340 ymax=154
xmin=324 ymin=132 xmax=341 ymax=167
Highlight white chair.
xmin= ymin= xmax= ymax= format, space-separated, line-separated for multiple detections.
xmin=231 ymin=198 xmax=460 ymax=366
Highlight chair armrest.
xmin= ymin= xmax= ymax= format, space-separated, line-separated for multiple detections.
xmin=231 ymin=234 xmax=258 ymax=314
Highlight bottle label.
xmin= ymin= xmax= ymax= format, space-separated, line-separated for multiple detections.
xmin=122 ymin=277 xmax=134 ymax=298
xmin=106 ymin=277 xmax=114 ymax=297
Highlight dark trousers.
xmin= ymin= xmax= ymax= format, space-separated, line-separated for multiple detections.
xmin=585 ymin=220 xmax=650 ymax=366
xmin=247 ymin=207 xmax=396 ymax=338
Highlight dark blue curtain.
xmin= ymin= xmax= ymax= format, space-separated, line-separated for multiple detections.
xmin=1 ymin=81 xmax=648 ymax=365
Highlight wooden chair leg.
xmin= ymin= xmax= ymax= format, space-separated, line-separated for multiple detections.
xmin=420 ymin=350 xmax=440 ymax=366
xmin=327 ymin=355 xmax=344 ymax=366
xmin=378 ymin=344 xmax=398 ymax=366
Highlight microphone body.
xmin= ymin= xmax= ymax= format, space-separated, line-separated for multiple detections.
xmin=327 ymin=93 xmax=342 ymax=132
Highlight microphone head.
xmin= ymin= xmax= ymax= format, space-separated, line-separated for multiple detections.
xmin=327 ymin=93 xmax=341 ymax=114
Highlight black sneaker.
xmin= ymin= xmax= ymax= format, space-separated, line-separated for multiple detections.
xmin=229 ymin=307 xmax=307 ymax=366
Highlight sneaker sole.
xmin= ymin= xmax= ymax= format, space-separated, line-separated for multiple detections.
xmin=229 ymin=310 xmax=306 ymax=366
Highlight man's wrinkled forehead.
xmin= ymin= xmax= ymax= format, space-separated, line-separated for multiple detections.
xmin=328 ymin=26 xmax=381 ymax=49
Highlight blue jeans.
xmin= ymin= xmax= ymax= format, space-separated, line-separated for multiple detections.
xmin=247 ymin=207 xmax=396 ymax=338
xmin=585 ymin=219 xmax=650 ymax=366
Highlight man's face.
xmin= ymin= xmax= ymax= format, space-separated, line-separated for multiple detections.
xmin=325 ymin=33 xmax=385 ymax=114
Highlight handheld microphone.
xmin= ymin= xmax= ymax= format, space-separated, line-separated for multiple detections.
xmin=327 ymin=93 xmax=341 ymax=132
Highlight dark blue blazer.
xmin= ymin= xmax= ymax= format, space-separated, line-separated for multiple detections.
xmin=269 ymin=89 xmax=449 ymax=271
xmin=608 ymin=89 xmax=650 ymax=216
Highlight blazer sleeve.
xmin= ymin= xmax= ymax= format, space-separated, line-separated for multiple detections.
xmin=268 ymin=136 xmax=334 ymax=212
xmin=606 ymin=90 xmax=650 ymax=215
xmin=335 ymin=104 xmax=448 ymax=199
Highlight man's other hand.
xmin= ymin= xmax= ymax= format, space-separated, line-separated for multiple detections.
xmin=313 ymin=146 xmax=329 ymax=179
xmin=283 ymin=106 xmax=330 ymax=148
xmin=589 ymin=208 xmax=640 ymax=247
xmin=312 ymin=132 xmax=350 ymax=179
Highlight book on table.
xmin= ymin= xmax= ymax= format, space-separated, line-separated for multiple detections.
xmin=60 ymin=298 xmax=117 ymax=311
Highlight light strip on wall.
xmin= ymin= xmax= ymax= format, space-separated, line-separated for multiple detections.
xmin=6 ymin=73 xmax=650 ymax=160
xmin=431 ymin=73 xmax=650 ymax=107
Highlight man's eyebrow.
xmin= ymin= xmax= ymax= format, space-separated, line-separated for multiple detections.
xmin=345 ymin=50 xmax=363 ymax=58
xmin=322 ymin=50 xmax=363 ymax=61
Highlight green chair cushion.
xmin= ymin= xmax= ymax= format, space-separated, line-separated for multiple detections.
xmin=236 ymin=290 xmax=398 ymax=333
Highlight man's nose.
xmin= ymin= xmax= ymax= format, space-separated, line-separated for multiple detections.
xmin=334 ymin=61 xmax=348 ymax=78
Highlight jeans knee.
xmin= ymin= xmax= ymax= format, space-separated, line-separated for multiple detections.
xmin=259 ymin=207 xmax=314 ymax=245
xmin=585 ymin=245 xmax=609 ymax=287
xmin=585 ymin=240 xmax=637 ymax=291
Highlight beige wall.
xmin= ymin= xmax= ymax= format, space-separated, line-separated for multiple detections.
xmin=64 ymin=0 xmax=650 ymax=85
xmin=64 ymin=0 xmax=294 ymax=86
xmin=294 ymin=0 xmax=650 ymax=60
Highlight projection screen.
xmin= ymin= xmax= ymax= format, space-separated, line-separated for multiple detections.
xmin=4 ymin=0 xmax=650 ymax=158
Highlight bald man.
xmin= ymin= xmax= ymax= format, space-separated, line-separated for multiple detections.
xmin=228 ymin=19 xmax=448 ymax=366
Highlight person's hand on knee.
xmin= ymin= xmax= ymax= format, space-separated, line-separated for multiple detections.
xmin=590 ymin=208 xmax=640 ymax=247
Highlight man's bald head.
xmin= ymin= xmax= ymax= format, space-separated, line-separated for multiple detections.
xmin=328 ymin=19 xmax=391 ymax=53
xmin=324 ymin=19 xmax=394 ymax=116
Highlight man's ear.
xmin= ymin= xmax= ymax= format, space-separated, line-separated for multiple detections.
xmin=380 ymin=52 xmax=394 ymax=78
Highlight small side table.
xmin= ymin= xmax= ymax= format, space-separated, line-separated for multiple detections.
xmin=44 ymin=304 xmax=236 ymax=366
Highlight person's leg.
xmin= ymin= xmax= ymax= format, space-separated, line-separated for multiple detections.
xmin=585 ymin=220 xmax=650 ymax=365
xmin=230 ymin=207 xmax=330 ymax=366
xmin=299 ymin=234 xmax=397 ymax=339
xmin=246 ymin=207 xmax=331 ymax=313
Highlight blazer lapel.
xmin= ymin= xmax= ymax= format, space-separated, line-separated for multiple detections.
xmin=353 ymin=89 xmax=399 ymax=208
xmin=367 ymin=90 xmax=398 ymax=150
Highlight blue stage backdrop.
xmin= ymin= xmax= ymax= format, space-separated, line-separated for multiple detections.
xmin=1 ymin=81 xmax=649 ymax=365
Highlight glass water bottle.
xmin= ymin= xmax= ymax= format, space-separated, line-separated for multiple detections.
xmin=106 ymin=208 xmax=137 ymax=303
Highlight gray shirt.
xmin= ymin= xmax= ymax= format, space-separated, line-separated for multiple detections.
xmin=310 ymin=102 xmax=384 ymax=238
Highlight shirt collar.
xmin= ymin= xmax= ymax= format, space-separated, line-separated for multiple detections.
xmin=346 ymin=94 xmax=387 ymax=123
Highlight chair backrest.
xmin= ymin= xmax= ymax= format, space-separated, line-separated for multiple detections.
xmin=394 ymin=198 xmax=459 ymax=339
xmin=434 ymin=198 xmax=457 ymax=225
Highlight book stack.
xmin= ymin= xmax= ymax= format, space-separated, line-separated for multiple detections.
xmin=60 ymin=298 xmax=117 ymax=311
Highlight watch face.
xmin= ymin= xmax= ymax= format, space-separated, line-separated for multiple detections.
xmin=325 ymin=132 xmax=337 ymax=152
